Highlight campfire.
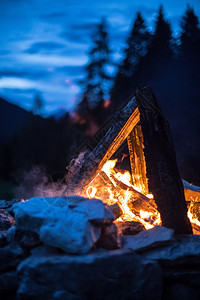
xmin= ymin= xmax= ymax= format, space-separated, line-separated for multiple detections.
xmin=85 ymin=158 xmax=161 ymax=231
xmin=1 ymin=87 xmax=200 ymax=299
xmin=66 ymin=86 xmax=200 ymax=234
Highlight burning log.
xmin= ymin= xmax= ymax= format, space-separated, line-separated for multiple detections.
xmin=135 ymin=87 xmax=192 ymax=234
xmin=65 ymin=97 xmax=140 ymax=193
xmin=65 ymin=86 xmax=192 ymax=234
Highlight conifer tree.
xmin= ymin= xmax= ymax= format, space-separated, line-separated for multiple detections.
xmin=32 ymin=93 xmax=44 ymax=115
xmin=149 ymin=5 xmax=172 ymax=59
xmin=111 ymin=12 xmax=151 ymax=109
xmin=82 ymin=18 xmax=113 ymax=107
xmin=180 ymin=5 xmax=200 ymax=54
xmin=121 ymin=12 xmax=151 ymax=77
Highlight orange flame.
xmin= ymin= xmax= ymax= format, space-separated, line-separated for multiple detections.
xmin=85 ymin=159 xmax=161 ymax=230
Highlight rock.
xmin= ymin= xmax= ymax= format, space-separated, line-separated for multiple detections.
xmin=164 ymin=269 xmax=200 ymax=289
xmin=0 ymin=231 xmax=6 ymax=247
xmin=63 ymin=195 xmax=89 ymax=208
xmin=108 ymin=203 xmax=123 ymax=220
xmin=141 ymin=235 xmax=200 ymax=266
xmin=39 ymin=208 xmax=101 ymax=254
xmin=0 ymin=242 xmax=26 ymax=272
xmin=96 ymin=223 xmax=120 ymax=250
xmin=121 ymin=226 xmax=174 ymax=253
xmin=0 ymin=200 xmax=8 ymax=209
xmin=116 ymin=221 xmax=145 ymax=235
xmin=0 ymin=271 xmax=19 ymax=299
xmin=163 ymin=283 xmax=200 ymax=300
xmin=17 ymin=248 xmax=162 ymax=300
xmin=13 ymin=198 xmax=55 ymax=234
xmin=13 ymin=197 xmax=116 ymax=254
xmin=6 ymin=226 xmax=16 ymax=243
xmin=14 ymin=229 xmax=42 ymax=250
xmin=31 ymin=245 xmax=63 ymax=256
xmin=74 ymin=198 xmax=114 ymax=225
xmin=0 ymin=209 xmax=15 ymax=231
xmin=0 ymin=199 xmax=20 ymax=209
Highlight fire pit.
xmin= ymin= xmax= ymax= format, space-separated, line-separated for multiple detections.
xmin=65 ymin=86 xmax=194 ymax=234
xmin=1 ymin=87 xmax=200 ymax=299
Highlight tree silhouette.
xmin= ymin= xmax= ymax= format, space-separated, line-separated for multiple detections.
xmin=121 ymin=12 xmax=151 ymax=77
xmin=32 ymin=93 xmax=44 ymax=115
xmin=111 ymin=12 xmax=151 ymax=109
xmin=82 ymin=18 xmax=113 ymax=107
xmin=147 ymin=5 xmax=173 ymax=61
xmin=180 ymin=5 xmax=200 ymax=55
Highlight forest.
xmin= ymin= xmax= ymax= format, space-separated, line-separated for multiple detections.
xmin=0 ymin=5 xmax=200 ymax=199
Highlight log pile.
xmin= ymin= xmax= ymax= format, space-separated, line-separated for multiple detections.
xmin=65 ymin=87 xmax=192 ymax=234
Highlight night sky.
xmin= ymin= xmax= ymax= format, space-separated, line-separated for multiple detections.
xmin=1 ymin=0 xmax=200 ymax=116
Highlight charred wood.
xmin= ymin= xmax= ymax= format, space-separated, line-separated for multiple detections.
xmin=135 ymin=87 xmax=192 ymax=234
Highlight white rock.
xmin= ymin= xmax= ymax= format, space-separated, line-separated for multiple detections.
xmin=121 ymin=226 xmax=174 ymax=253
xmin=13 ymin=197 xmax=113 ymax=254
xmin=75 ymin=198 xmax=114 ymax=225
xmin=39 ymin=208 xmax=101 ymax=254
xmin=13 ymin=198 xmax=55 ymax=234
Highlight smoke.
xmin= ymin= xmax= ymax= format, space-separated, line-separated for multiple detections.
xmin=14 ymin=152 xmax=88 ymax=200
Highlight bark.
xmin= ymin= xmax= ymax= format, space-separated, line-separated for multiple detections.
xmin=65 ymin=97 xmax=140 ymax=194
xmin=135 ymin=86 xmax=192 ymax=234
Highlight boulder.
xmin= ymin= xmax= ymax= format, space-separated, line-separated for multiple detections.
xmin=39 ymin=208 xmax=101 ymax=254
xmin=0 ymin=208 xmax=15 ymax=231
xmin=116 ymin=221 xmax=145 ymax=235
xmin=13 ymin=198 xmax=54 ymax=233
xmin=13 ymin=197 xmax=115 ymax=254
xmin=0 ymin=231 xmax=6 ymax=247
xmin=17 ymin=248 xmax=162 ymax=300
xmin=74 ymin=198 xmax=114 ymax=225
xmin=141 ymin=235 xmax=200 ymax=266
xmin=95 ymin=223 xmax=119 ymax=250
xmin=0 ymin=242 xmax=26 ymax=272
xmin=121 ymin=226 xmax=174 ymax=253
xmin=163 ymin=283 xmax=200 ymax=300
xmin=0 ymin=271 xmax=19 ymax=299
xmin=0 ymin=199 xmax=20 ymax=209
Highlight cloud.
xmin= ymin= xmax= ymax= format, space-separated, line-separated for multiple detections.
xmin=56 ymin=65 xmax=84 ymax=77
xmin=61 ymin=22 xmax=96 ymax=43
xmin=39 ymin=12 xmax=67 ymax=21
xmin=25 ymin=42 xmax=66 ymax=54
xmin=20 ymin=53 xmax=87 ymax=67
xmin=0 ymin=77 xmax=35 ymax=89
xmin=0 ymin=68 xmax=47 ymax=80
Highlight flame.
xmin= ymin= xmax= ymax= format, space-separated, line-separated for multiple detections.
xmin=187 ymin=203 xmax=200 ymax=227
xmin=84 ymin=159 xmax=200 ymax=233
xmin=85 ymin=158 xmax=161 ymax=230
xmin=187 ymin=201 xmax=200 ymax=231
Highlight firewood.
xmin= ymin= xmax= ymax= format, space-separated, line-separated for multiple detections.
xmin=135 ymin=87 xmax=192 ymax=234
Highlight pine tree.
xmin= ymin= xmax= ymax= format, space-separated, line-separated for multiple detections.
xmin=149 ymin=5 xmax=172 ymax=59
xmin=82 ymin=18 xmax=113 ymax=107
xmin=121 ymin=12 xmax=151 ymax=77
xmin=180 ymin=5 xmax=200 ymax=54
xmin=110 ymin=12 xmax=151 ymax=110
xmin=32 ymin=93 xmax=44 ymax=115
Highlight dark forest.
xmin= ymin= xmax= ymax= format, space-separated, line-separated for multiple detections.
xmin=0 ymin=5 xmax=200 ymax=199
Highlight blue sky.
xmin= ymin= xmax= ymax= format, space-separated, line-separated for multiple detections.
xmin=0 ymin=0 xmax=200 ymax=116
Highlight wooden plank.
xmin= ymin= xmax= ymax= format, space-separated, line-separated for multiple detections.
xmin=65 ymin=97 xmax=140 ymax=193
xmin=127 ymin=124 xmax=148 ymax=194
xmin=135 ymin=86 xmax=192 ymax=234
